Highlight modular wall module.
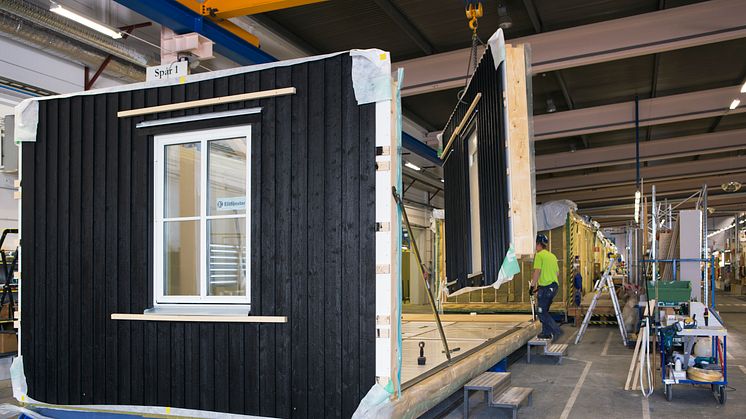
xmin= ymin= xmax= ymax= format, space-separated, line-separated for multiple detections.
xmin=17 ymin=52 xmax=391 ymax=418
xmin=440 ymin=31 xmax=535 ymax=293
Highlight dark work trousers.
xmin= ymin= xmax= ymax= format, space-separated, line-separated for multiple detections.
xmin=537 ymin=282 xmax=561 ymax=337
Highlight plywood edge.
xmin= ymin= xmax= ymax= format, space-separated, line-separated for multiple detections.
xmin=111 ymin=313 xmax=287 ymax=323
xmin=505 ymin=44 xmax=536 ymax=257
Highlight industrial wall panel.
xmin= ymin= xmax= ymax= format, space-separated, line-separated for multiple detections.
xmin=443 ymin=48 xmax=509 ymax=290
xmin=21 ymin=55 xmax=376 ymax=418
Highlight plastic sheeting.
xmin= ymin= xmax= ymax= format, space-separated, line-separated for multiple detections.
xmin=536 ymin=200 xmax=577 ymax=231
xmin=14 ymin=49 xmax=391 ymax=143
xmin=350 ymin=50 xmax=392 ymax=105
xmin=446 ymin=245 xmax=521 ymax=298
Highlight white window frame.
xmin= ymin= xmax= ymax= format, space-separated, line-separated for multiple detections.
xmin=153 ymin=125 xmax=251 ymax=308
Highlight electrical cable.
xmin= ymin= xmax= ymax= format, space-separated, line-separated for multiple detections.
xmin=639 ymin=317 xmax=654 ymax=398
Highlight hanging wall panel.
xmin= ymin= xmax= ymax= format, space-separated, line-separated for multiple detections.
xmin=442 ymin=47 xmax=509 ymax=291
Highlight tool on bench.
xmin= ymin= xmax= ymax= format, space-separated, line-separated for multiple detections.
xmin=575 ymin=253 xmax=628 ymax=346
xmin=393 ymin=187 xmax=453 ymax=360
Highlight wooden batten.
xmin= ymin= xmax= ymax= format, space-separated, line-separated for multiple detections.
xmin=441 ymin=93 xmax=482 ymax=160
xmin=117 ymin=87 xmax=296 ymax=118
xmin=111 ymin=313 xmax=287 ymax=323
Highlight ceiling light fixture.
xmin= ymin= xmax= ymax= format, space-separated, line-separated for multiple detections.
xmin=741 ymin=81 xmax=746 ymax=93
xmin=722 ymin=181 xmax=742 ymax=193
xmin=497 ymin=3 xmax=513 ymax=30
xmin=404 ymin=161 xmax=421 ymax=171
xmin=546 ymin=97 xmax=556 ymax=113
xmin=634 ymin=190 xmax=641 ymax=224
xmin=730 ymin=99 xmax=740 ymax=110
xmin=50 ymin=3 xmax=123 ymax=39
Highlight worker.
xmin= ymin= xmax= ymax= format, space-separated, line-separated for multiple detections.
xmin=530 ymin=234 xmax=562 ymax=340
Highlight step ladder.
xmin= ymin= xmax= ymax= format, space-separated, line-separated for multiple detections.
xmin=526 ymin=337 xmax=568 ymax=364
xmin=575 ymin=254 xmax=628 ymax=346
xmin=463 ymin=372 xmax=533 ymax=419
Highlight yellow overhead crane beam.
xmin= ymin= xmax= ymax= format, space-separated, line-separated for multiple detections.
xmin=176 ymin=0 xmax=325 ymax=47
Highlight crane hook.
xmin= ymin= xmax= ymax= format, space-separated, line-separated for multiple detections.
xmin=465 ymin=2 xmax=483 ymax=32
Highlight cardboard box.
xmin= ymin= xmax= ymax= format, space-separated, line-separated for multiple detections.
xmin=0 ymin=332 xmax=17 ymax=353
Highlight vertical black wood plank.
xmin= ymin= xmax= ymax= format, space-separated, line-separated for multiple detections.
xmin=55 ymin=98 xmax=71 ymax=405
xmin=156 ymin=322 xmax=171 ymax=405
xmin=245 ymin=69 xmax=262 ymax=415
xmin=45 ymin=99 xmax=59 ymax=403
xmin=142 ymin=87 xmax=158 ymax=408
xmin=211 ymin=69 xmax=232 ymax=414
xmin=33 ymin=102 xmax=48 ymax=402
xmin=183 ymin=323 xmax=200 ymax=410
xmin=290 ymin=62 xmax=309 ymax=417
xmin=213 ymin=324 xmax=229 ymax=412
xmin=274 ymin=65 xmax=293 ymax=418
xmin=104 ymin=93 xmax=119 ymax=403
xmin=117 ymin=91 xmax=132 ymax=404
xmin=68 ymin=95 xmax=83 ymax=404
xmin=20 ymin=138 xmax=35 ymax=393
xmin=323 ymin=56 xmax=343 ymax=419
xmin=259 ymin=67 xmax=277 ymax=417
xmin=340 ymin=57 xmax=361 ymax=417
xmin=155 ymin=87 xmax=172 ymax=408
xmin=358 ymin=102 xmax=377 ymax=398
xmin=198 ymin=323 xmax=215 ymax=410
xmin=80 ymin=96 xmax=95 ymax=404
xmin=170 ymin=322 xmax=185 ymax=408
xmin=227 ymin=323 xmax=245 ymax=413
xmin=92 ymin=94 xmax=107 ymax=404
xmin=129 ymin=89 xmax=146 ymax=406
xmin=306 ymin=59 xmax=326 ymax=419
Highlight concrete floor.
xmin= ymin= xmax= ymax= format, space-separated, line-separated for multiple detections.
xmin=445 ymin=291 xmax=746 ymax=418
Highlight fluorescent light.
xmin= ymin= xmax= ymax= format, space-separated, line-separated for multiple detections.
xmin=634 ymin=190 xmax=641 ymax=224
xmin=440 ymin=178 xmax=444 ymax=183
xmin=730 ymin=99 xmax=740 ymax=110
xmin=741 ymin=82 xmax=746 ymax=93
xmin=50 ymin=4 xmax=123 ymax=39
xmin=404 ymin=161 xmax=421 ymax=171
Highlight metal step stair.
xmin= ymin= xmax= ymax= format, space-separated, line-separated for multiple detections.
xmin=463 ymin=372 xmax=533 ymax=418
xmin=527 ymin=337 xmax=568 ymax=363
xmin=491 ymin=386 xmax=534 ymax=419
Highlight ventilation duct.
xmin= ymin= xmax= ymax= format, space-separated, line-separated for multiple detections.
xmin=0 ymin=0 xmax=155 ymax=68
xmin=0 ymin=10 xmax=145 ymax=83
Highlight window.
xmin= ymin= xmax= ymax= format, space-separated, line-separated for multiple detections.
xmin=467 ymin=128 xmax=481 ymax=275
xmin=154 ymin=126 xmax=251 ymax=307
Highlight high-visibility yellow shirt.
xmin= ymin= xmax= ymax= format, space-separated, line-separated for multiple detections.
xmin=533 ymin=249 xmax=559 ymax=286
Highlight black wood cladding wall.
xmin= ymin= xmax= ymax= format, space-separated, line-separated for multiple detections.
xmin=20 ymin=55 xmax=376 ymax=418
xmin=442 ymin=48 xmax=509 ymax=290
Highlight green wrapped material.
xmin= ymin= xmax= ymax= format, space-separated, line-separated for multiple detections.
xmin=648 ymin=280 xmax=691 ymax=304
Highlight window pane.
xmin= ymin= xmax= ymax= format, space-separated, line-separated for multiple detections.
xmin=164 ymin=220 xmax=200 ymax=296
xmin=208 ymin=218 xmax=247 ymax=296
xmin=208 ymin=138 xmax=247 ymax=215
xmin=164 ymin=142 xmax=201 ymax=218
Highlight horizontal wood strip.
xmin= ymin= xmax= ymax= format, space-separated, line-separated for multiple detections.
xmin=117 ymin=87 xmax=296 ymax=118
xmin=111 ymin=313 xmax=287 ymax=323
xmin=440 ymin=92 xmax=481 ymax=160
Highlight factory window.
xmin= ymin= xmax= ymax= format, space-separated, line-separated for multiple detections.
xmin=154 ymin=126 xmax=251 ymax=307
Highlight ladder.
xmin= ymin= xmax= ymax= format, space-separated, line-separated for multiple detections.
xmin=575 ymin=255 xmax=628 ymax=346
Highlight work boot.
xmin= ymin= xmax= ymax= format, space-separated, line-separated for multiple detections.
xmin=537 ymin=333 xmax=552 ymax=339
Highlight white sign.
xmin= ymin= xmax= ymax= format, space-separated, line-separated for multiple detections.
xmin=146 ymin=61 xmax=188 ymax=82
xmin=216 ymin=196 xmax=246 ymax=211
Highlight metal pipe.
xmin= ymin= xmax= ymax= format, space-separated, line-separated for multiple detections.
xmin=0 ymin=0 xmax=155 ymax=67
xmin=652 ymin=185 xmax=657 ymax=284
xmin=0 ymin=11 xmax=144 ymax=82
xmin=635 ymin=95 xmax=640 ymax=189
xmin=703 ymin=184 xmax=708 ymax=306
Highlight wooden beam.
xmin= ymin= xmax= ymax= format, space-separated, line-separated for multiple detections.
xmin=111 ymin=313 xmax=287 ymax=323
xmin=117 ymin=87 xmax=295 ymax=117
xmin=441 ymin=93 xmax=481 ymax=160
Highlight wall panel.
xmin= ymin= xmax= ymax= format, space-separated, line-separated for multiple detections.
xmin=21 ymin=55 xmax=376 ymax=418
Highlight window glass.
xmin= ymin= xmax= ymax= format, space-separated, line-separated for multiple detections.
xmin=208 ymin=138 xmax=247 ymax=216
xmin=468 ymin=129 xmax=481 ymax=274
xmin=208 ymin=218 xmax=247 ymax=296
xmin=163 ymin=220 xmax=200 ymax=296
xmin=164 ymin=142 xmax=201 ymax=218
